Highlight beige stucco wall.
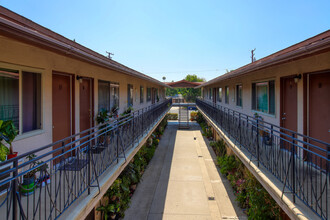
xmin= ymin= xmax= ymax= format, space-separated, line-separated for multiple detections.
xmin=202 ymin=51 xmax=330 ymax=135
xmin=0 ymin=35 xmax=166 ymax=155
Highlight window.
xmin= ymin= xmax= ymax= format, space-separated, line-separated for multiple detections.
xmin=0 ymin=68 xmax=41 ymax=133
xmin=98 ymin=80 xmax=110 ymax=111
xmin=209 ymin=88 xmax=213 ymax=99
xmin=252 ymin=80 xmax=275 ymax=114
xmin=140 ymin=86 xmax=144 ymax=103
xmin=99 ymin=81 xmax=119 ymax=112
xmin=127 ymin=84 xmax=133 ymax=107
xmin=0 ymin=68 xmax=19 ymax=129
xmin=225 ymin=86 xmax=229 ymax=104
xmin=218 ymin=88 xmax=222 ymax=102
xmin=22 ymin=72 xmax=41 ymax=133
xmin=110 ymin=82 xmax=119 ymax=110
xmin=147 ymin=88 xmax=151 ymax=101
xmin=236 ymin=84 xmax=242 ymax=107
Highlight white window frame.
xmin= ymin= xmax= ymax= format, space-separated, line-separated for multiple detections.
xmin=0 ymin=62 xmax=44 ymax=138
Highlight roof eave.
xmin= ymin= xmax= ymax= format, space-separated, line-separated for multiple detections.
xmin=0 ymin=16 xmax=168 ymax=88
xmin=198 ymin=38 xmax=330 ymax=88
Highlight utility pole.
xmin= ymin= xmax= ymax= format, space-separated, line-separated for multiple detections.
xmin=106 ymin=51 xmax=114 ymax=59
xmin=251 ymin=48 xmax=256 ymax=63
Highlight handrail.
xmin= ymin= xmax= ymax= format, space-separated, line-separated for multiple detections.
xmin=0 ymin=99 xmax=170 ymax=167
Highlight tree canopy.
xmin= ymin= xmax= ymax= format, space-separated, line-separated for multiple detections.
xmin=184 ymin=74 xmax=205 ymax=82
xmin=166 ymin=74 xmax=204 ymax=102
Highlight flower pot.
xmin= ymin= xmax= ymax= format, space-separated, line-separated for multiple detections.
xmin=7 ymin=152 xmax=18 ymax=159
xmin=21 ymin=177 xmax=36 ymax=195
xmin=110 ymin=214 xmax=116 ymax=220
xmin=37 ymin=174 xmax=51 ymax=187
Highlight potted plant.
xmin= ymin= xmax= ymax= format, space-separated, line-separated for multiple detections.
xmin=96 ymin=108 xmax=110 ymax=124
xmin=0 ymin=120 xmax=18 ymax=161
xmin=21 ymin=154 xmax=47 ymax=195
xmin=110 ymin=105 xmax=119 ymax=119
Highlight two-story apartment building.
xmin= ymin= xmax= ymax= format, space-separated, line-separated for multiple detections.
xmin=0 ymin=6 xmax=167 ymax=156
xmin=199 ymin=30 xmax=330 ymax=157
xmin=197 ymin=30 xmax=329 ymax=219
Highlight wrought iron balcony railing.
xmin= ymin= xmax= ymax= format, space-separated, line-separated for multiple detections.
xmin=0 ymin=98 xmax=172 ymax=220
xmin=196 ymin=98 xmax=329 ymax=220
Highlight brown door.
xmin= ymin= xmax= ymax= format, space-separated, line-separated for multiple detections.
xmin=213 ymin=88 xmax=217 ymax=104
xmin=308 ymin=72 xmax=330 ymax=165
xmin=80 ymin=78 xmax=93 ymax=132
xmin=151 ymin=88 xmax=155 ymax=104
xmin=280 ymin=77 xmax=297 ymax=150
xmin=79 ymin=78 xmax=93 ymax=149
xmin=52 ymin=73 xmax=73 ymax=161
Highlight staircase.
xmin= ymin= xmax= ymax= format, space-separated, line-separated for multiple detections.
xmin=178 ymin=103 xmax=189 ymax=129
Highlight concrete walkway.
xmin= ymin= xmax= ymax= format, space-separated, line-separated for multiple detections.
xmin=124 ymin=123 xmax=246 ymax=220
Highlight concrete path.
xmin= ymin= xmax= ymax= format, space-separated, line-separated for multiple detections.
xmin=124 ymin=123 xmax=246 ymax=220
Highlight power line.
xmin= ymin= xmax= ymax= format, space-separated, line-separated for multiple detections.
xmin=145 ymin=69 xmax=228 ymax=74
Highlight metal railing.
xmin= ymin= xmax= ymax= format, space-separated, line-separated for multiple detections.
xmin=196 ymin=98 xmax=329 ymax=220
xmin=0 ymin=99 xmax=172 ymax=220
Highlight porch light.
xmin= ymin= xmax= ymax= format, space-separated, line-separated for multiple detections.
xmin=294 ymin=74 xmax=302 ymax=83
xmin=76 ymin=75 xmax=83 ymax=83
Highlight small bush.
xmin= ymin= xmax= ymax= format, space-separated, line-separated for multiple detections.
xmin=167 ymin=113 xmax=178 ymax=120
xmin=216 ymin=151 xmax=281 ymax=219
xmin=196 ymin=112 xmax=205 ymax=124
xmin=210 ymin=139 xmax=226 ymax=157
xmin=190 ymin=112 xmax=198 ymax=121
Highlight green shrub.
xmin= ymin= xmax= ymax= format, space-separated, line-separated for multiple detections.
xmin=167 ymin=113 xmax=178 ymax=120
xmin=216 ymin=152 xmax=281 ymax=219
xmin=210 ymin=139 xmax=226 ymax=157
xmin=217 ymin=155 xmax=239 ymax=175
xmin=196 ymin=112 xmax=205 ymax=124
xmin=190 ymin=112 xmax=198 ymax=121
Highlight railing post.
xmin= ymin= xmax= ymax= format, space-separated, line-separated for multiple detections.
xmin=256 ymin=119 xmax=259 ymax=167
xmin=116 ymin=124 xmax=119 ymax=163
xmin=12 ymin=158 xmax=18 ymax=220
xmin=88 ymin=138 xmax=91 ymax=195
xmin=239 ymin=113 xmax=241 ymax=148
xmin=327 ymin=144 xmax=329 ymax=219
xmin=291 ymin=133 xmax=295 ymax=203
xmin=132 ymin=114 xmax=135 ymax=148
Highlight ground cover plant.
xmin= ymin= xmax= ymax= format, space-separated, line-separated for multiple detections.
xmin=167 ymin=113 xmax=178 ymax=120
xmin=96 ymin=116 xmax=168 ymax=219
xmin=197 ymin=113 xmax=281 ymax=220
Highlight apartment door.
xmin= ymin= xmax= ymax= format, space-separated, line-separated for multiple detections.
xmin=213 ymin=88 xmax=217 ymax=104
xmin=280 ymin=76 xmax=297 ymax=150
xmin=52 ymin=73 xmax=74 ymax=161
xmin=80 ymin=78 xmax=93 ymax=135
xmin=151 ymin=88 xmax=155 ymax=104
xmin=308 ymin=72 xmax=330 ymax=164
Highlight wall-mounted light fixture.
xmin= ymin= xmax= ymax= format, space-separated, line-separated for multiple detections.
xmin=76 ymin=75 xmax=83 ymax=83
xmin=294 ymin=74 xmax=302 ymax=83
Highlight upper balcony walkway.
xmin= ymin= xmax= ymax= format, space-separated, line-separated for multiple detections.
xmin=124 ymin=122 xmax=246 ymax=220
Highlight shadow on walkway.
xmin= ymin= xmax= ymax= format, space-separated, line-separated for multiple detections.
xmin=124 ymin=122 xmax=246 ymax=220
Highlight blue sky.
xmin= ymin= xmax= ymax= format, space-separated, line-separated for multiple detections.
xmin=1 ymin=0 xmax=329 ymax=81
